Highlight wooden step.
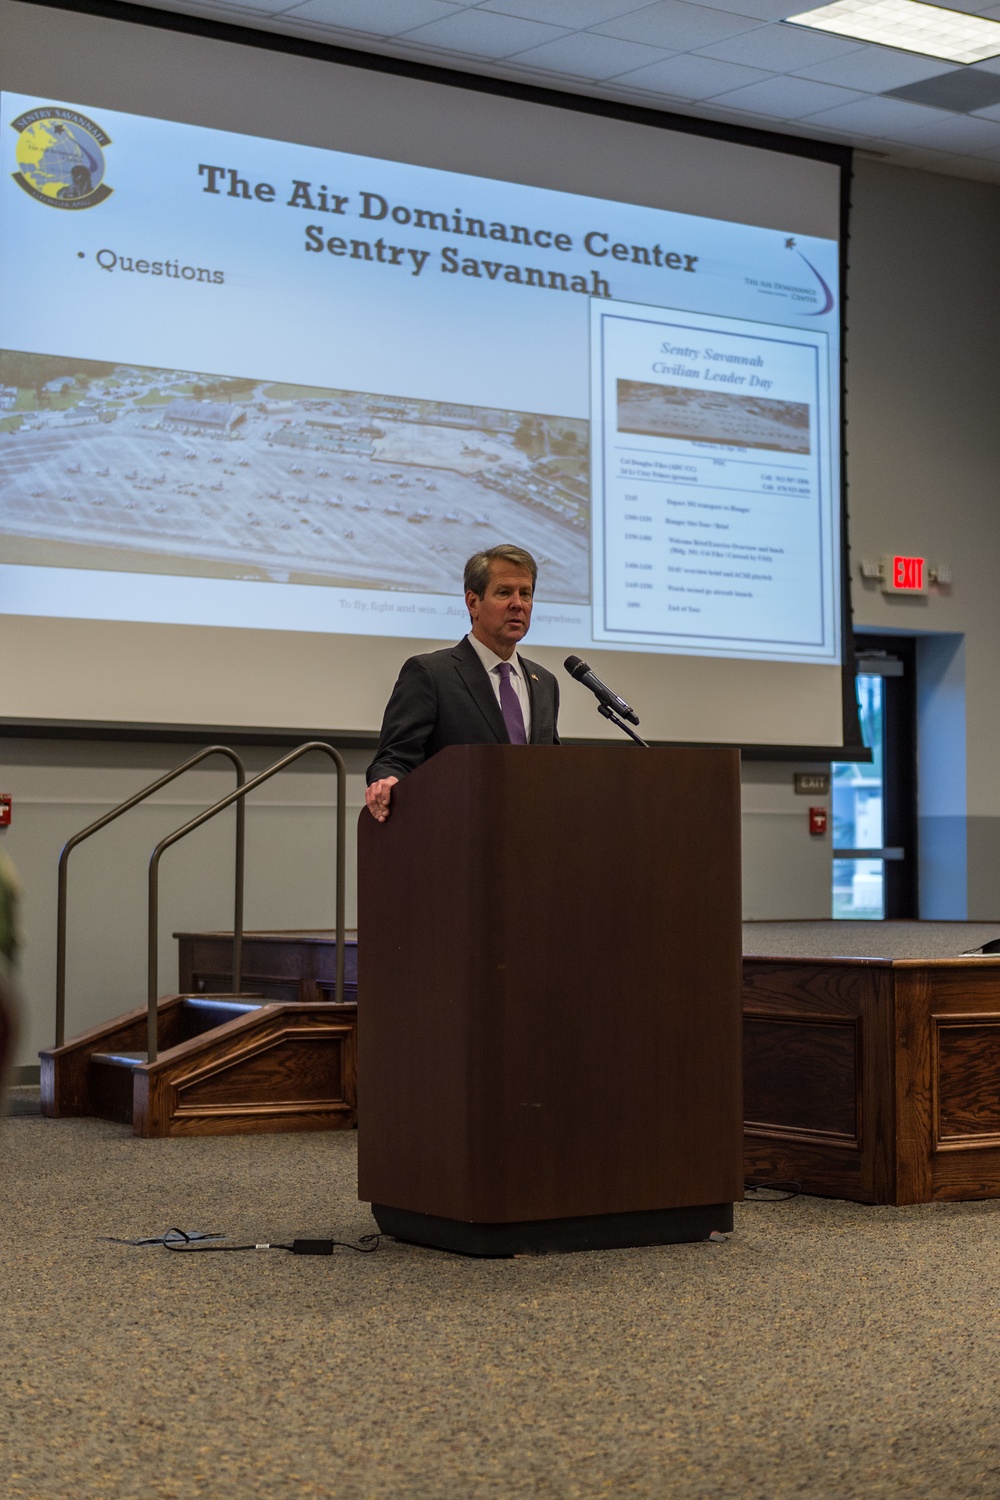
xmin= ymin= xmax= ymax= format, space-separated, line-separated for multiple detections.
xmin=42 ymin=994 xmax=194 ymax=1118
xmin=180 ymin=998 xmax=262 ymax=1038
xmin=41 ymin=995 xmax=357 ymax=1137
xmin=89 ymin=1051 xmax=145 ymax=1124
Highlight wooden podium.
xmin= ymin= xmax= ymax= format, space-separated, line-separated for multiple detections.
xmin=357 ymin=744 xmax=743 ymax=1254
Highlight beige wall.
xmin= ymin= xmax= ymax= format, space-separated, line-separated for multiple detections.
xmin=846 ymin=159 xmax=1000 ymax=918
xmin=746 ymin=157 xmax=1000 ymax=923
xmin=741 ymin=761 xmax=834 ymax=920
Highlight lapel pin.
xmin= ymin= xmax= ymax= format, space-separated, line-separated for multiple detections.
xmin=530 ymin=674 xmax=538 ymax=681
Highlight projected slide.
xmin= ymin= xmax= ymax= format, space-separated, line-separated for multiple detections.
xmin=590 ymin=303 xmax=835 ymax=659
xmin=0 ymin=93 xmax=841 ymax=664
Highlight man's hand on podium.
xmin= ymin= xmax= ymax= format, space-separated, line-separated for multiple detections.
xmin=365 ymin=777 xmax=399 ymax=823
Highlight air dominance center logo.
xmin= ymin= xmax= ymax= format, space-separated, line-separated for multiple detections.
xmin=10 ymin=106 xmax=112 ymax=209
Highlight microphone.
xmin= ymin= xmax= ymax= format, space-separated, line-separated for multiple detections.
xmin=564 ymin=656 xmax=640 ymax=726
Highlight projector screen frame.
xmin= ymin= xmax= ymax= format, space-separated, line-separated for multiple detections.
xmin=2 ymin=0 xmax=862 ymax=756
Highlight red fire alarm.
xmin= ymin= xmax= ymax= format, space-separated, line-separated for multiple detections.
xmin=809 ymin=806 xmax=827 ymax=836
xmin=0 ymin=794 xmax=11 ymax=828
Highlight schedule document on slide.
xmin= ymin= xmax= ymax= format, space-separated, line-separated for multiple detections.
xmin=591 ymin=303 xmax=835 ymax=659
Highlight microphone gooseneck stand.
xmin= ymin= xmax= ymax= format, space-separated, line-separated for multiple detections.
xmin=597 ymin=701 xmax=649 ymax=747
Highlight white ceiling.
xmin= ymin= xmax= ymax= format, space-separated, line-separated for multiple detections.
xmin=139 ymin=0 xmax=1000 ymax=182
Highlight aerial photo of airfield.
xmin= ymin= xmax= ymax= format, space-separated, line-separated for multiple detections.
xmin=0 ymin=351 xmax=590 ymax=602
xmin=617 ymin=378 xmax=811 ymax=455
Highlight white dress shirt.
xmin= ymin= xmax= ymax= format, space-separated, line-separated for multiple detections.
xmin=466 ymin=632 xmax=532 ymax=742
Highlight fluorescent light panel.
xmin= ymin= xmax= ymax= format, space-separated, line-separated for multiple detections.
xmin=785 ymin=0 xmax=1000 ymax=63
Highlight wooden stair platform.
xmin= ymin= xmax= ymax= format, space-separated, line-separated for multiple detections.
xmin=40 ymin=992 xmax=357 ymax=1138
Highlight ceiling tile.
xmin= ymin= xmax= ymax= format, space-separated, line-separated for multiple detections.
xmin=925 ymin=0 xmax=1000 ymax=12
xmin=477 ymin=0 xmax=653 ymax=24
xmin=509 ymin=32 xmax=674 ymax=76
xmin=908 ymin=112 xmax=1000 ymax=151
xmin=807 ymin=125 xmax=872 ymax=145
xmin=610 ymin=51 xmax=774 ymax=94
xmin=277 ymin=0 xmax=463 ymax=32
xmin=886 ymin=68 xmax=1000 ymax=111
xmin=395 ymin=9 xmax=569 ymax=53
xmin=803 ymin=94 xmax=956 ymax=142
xmin=792 ymin=43 xmax=965 ymax=91
xmin=137 ymin=0 xmax=280 ymax=11
xmin=709 ymin=74 xmax=865 ymax=114
xmin=164 ymin=0 xmax=325 ymax=14
xmin=681 ymin=0 xmax=816 ymax=19
xmin=962 ymin=50 xmax=1000 ymax=74
xmin=592 ymin=0 xmax=761 ymax=49
xmin=697 ymin=21 xmax=864 ymax=67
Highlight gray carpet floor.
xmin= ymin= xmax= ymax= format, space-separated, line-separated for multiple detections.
xmin=3 ymin=1116 xmax=1000 ymax=1500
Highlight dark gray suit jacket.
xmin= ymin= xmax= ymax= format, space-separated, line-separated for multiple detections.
xmin=366 ymin=636 xmax=560 ymax=785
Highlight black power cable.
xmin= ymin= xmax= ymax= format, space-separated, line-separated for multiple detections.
xmin=161 ymin=1228 xmax=382 ymax=1255
xmin=743 ymin=1180 xmax=801 ymax=1202
xmin=106 ymin=1227 xmax=381 ymax=1255
xmin=102 ymin=1229 xmax=224 ymax=1246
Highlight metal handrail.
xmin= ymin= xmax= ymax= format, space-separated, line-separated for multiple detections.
xmin=146 ymin=741 xmax=347 ymax=1062
xmin=55 ymin=746 xmax=246 ymax=1048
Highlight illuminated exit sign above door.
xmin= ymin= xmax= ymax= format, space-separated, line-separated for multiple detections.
xmin=882 ymin=554 xmax=928 ymax=595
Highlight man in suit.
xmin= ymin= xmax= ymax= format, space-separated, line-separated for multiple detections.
xmin=365 ymin=544 xmax=559 ymax=821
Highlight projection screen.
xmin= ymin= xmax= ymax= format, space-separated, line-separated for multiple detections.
xmin=0 ymin=0 xmax=851 ymax=746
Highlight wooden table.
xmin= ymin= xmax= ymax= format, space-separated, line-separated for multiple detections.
xmin=743 ymin=921 xmax=1000 ymax=1203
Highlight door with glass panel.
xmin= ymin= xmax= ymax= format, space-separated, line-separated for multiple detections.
xmin=832 ymin=640 xmax=917 ymax=920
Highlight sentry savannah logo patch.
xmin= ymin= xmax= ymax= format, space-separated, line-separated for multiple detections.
xmin=10 ymin=106 xmax=112 ymax=210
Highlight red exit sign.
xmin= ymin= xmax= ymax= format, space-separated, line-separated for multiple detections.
xmin=882 ymin=554 xmax=928 ymax=595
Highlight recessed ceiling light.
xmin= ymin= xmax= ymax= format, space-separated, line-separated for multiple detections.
xmin=785 ymin=0 xmax=1000 ymax=64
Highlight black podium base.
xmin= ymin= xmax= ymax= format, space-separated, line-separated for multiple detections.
xmin=371 ymin=1202 xmax=734 ymax=1256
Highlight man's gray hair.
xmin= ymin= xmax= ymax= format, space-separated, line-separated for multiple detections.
xmin=463 ymin=545 xmax=538 ymax=600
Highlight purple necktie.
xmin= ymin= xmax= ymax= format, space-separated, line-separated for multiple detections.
xmin=497 ymin=661 xmax=527 ymax=745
